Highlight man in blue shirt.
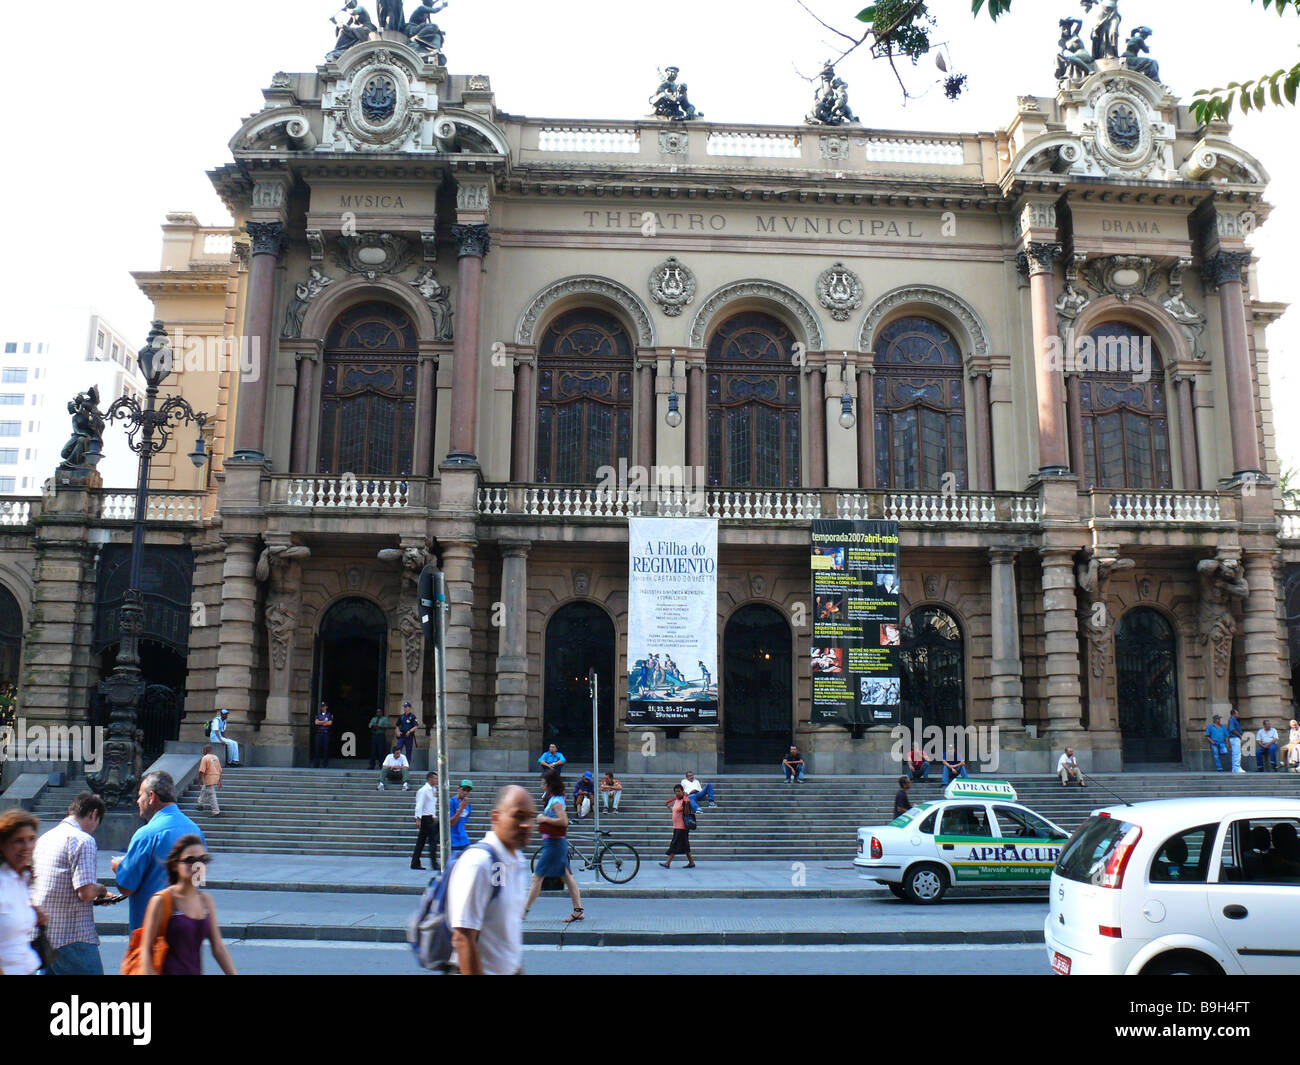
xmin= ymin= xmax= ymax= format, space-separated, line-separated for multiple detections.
xmin=111 ymin=770 xmax=205 ymax=931
xmin=449 ymin=780 xmax=474 ymax=859
xmin=1227 ymin=709 xmax=1245 ymax=774
xmin=538 ymin=744 xmax=565 ymax=769
xmin=1205 ymin=714 xmax=1230 ymax=772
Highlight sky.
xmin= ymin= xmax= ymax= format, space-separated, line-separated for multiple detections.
xmin=3 ymin=0 xmax=1296 ymax=466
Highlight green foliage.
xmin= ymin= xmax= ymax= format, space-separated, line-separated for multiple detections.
xmin=1280 ymin=464 xmax=1300 ymax=510
xmin=856 ymin=0 xmax=936 ymax=63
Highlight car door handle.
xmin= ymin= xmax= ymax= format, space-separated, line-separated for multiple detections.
xmin=1222 ymin=905 xmax=1249 ymax=920
xmin=942 ymin=844 xmax=954 ymax=851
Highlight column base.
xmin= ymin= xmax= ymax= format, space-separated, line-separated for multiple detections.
xmin=442 ymin=453 xmax=480 ymax=467
xmin=228 ymin=450 xmax=268 ymax=464
xmin=1033 ymin=466 xmax=1072 ymax=479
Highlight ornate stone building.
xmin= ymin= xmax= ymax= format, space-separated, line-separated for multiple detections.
xmin=107 ymin=31 xmax=1294 ymax=774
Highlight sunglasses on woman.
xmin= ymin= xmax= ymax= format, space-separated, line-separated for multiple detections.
xmin=179 ymin=855 xmax=213 ymax=866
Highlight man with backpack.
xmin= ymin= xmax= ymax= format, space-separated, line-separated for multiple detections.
xmin=446 ymin=785 xmax=535 ymax=975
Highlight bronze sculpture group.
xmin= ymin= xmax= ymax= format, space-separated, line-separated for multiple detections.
xmin=1057 ymin=0 xmax=1162 ymax=86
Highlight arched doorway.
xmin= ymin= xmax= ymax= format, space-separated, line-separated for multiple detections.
xmin=1116 ymin=607 xmax=1181 ymax=763
xmin=543 ymin=602 xmax=615 ymax=762
xmin=0 ymin=584 xmax=21 ymax=729
xmin=723 ymin=604 xmax=792 ymax=769
xmin=899 ymin=607 xmax=966 ymax=731
xmin=313 ymin=597 xmax=387 ymax=759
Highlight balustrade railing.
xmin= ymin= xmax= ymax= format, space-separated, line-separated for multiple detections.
xmin=96 ymin=492 xmax=204 ymax=523
xmin=861 ymin=135 xmax=965 ymax=165
xmin=538 ymin=126 xmax=640 ymax=153
xmin=0 ymin=498 xmax=33 ymax=526
xmin=1103 ymin=492 xmax=1223 ymax=524
xmin=277 ymin=477 xmax=412 ymax=509
xmin=706 ymin=131 xmax=802 ymax=158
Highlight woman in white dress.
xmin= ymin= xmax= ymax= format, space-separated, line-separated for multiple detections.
xmin=1285 ymin=719 xmax=1300 ymax=772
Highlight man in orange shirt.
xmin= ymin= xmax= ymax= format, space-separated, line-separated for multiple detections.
xmin=197 ymin=745 xmax=223 ymax=816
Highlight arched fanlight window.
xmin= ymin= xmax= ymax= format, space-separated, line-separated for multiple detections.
xmin=706 ymin=312 xmax=802 ymax=488
xmin=873 ymin=317 xmax=967 ymax=491
xmin=1079 ymin=322 xmax=1171 ymax=490
xmin=535 ymin=309 xmax=634 ymax=484
xmin=317 ymin=302 xmax=418 ymax=477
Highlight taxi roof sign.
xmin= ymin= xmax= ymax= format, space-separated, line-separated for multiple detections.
xmin=944 ymin=778 xmax=1017 ymax=802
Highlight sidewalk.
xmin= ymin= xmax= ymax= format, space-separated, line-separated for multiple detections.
xmin=96 ymin=851 xmax=872 ymax=898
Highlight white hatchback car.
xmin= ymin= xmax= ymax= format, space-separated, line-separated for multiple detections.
xmin=1045 ymin=797 xmax=1300 ymax=975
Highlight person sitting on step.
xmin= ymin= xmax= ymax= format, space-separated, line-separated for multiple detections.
xmin=378 ymin=745 xmax=410 ymax=791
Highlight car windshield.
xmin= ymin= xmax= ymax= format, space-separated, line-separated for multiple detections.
xmin=1056 ymin=815 xmax=1133 ymax=884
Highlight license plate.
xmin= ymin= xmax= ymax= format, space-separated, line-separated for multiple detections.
xmin=1051 ymin=951 xmax=1072 ymax=976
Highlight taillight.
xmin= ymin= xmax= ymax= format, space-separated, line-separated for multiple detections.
xmin=1099 ymin=825 xmax=1142 ymax=889
xmin=870 ymin=837 xmax=883 ymax=859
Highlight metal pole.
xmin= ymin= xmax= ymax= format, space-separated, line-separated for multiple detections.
xmin=434 ymin=570 xmax=451 ymax=870
xmin=590 ymin=668 xmax=600 ymax=884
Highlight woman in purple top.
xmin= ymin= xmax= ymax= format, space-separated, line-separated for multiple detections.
xmin=140 ymin=835 xmax=237 ymax=976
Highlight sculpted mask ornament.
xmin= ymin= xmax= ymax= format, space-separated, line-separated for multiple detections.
xmin=649 ymin=257 xmax=696 ymax=318
xmin=816 ymin=263 xmax=864 ymax=323
xmin=400 ymin=609 xmax=424 ymax=673
xmin=573 ymin=570 xmax=591 ymax=597
xmin=1197 ymin=556 xmax=1249 ymax=680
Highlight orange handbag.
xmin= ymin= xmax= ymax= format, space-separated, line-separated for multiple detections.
xmin=120 ymin=888 xmax=174 ymax=975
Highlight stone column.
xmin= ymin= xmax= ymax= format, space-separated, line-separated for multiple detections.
xmin=512 ymin=357 xmax=535 ymax=483
xmin=440 ymin=540 xmax=477 ymax=762
xmin=1205 ymin=252 xmax=1261 ymax=478
xmin=1241 ymin=549 xmax=1284 ymax=720
xmin=636 ymin=358 xmax=655 ymax=472
xmin=446 ymin=224 xmax=490 ymax=465
xmin=970 ymin=369 xmax=993 ymax=492
xmin=262 ymin=542 xmax=309 ymax=747
xmin=807 ymin=365 xmax=826 ymax=488
xmin=1065 ymin=374 xmax=1085 ymax=481
xmin=414 ymin=349 xmax=438 ymax=478
xmin=290 ymin=351 xmax=318 ymax=474
xmin=857 ymin=364 xmax=875 ymax=489
xmin=1174 ymin=375 xmax=1202 ymax=490
xmin=493 ymin=543 xmax=531 ymax=742
xmin=687 ymin=361 xmax=706 ymax=472
xmin=988 ymin=549 xmax=1024 ymax=726
xmin=1025 ymin=241 xmax=1069 ymax=476
xmin=213 ymin=536 xmax=261 ymax=723
xmin=231 ymin=221 xmax=286 ymax=463
xmin=1040 ymin=546 xmax=1084 ymax=732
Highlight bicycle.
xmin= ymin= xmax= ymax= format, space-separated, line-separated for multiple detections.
xmin=530 ymin=829 xmax=641 ymax=884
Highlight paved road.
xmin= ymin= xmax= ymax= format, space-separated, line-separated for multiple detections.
xmin=98 ymin=937 xmax=1050 ymax=975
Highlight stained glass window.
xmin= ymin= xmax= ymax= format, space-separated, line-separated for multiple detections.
xmin=1079 ymin=323 xmax=1171 ymax=490
xmin=873 ymin=317 xmax=967 ymax=491
xmin=535 ymin=309 xmax=634 ymax=484
xmin=317 ymin=302 xmax=419 ymax=476
xmin=706 ymin=312 xmax=801 ymax=488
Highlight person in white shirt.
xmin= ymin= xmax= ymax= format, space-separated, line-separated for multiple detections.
xmin=411 ymin=772 xmax=439 ymax=870
xmin=0 ymin=809 xmax=43 ymax=976
xmin=1057 ymin=748 xmax=1085 ymax=787
xmin=378 ymin=745 xmax=410 ymax=790
xmin=448 ymin=785 xmax=535 ymax=976
xmin=1256 ymin=720 xmax=1281 ymax=772
xmin=680 ymin=770 xmax=718 ymax=811
xmin=209 ymin=709 xmax=241 ymax=767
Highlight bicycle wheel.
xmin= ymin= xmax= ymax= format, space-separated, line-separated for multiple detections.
xmin=596 ymin=841 xmax=640 ymax=884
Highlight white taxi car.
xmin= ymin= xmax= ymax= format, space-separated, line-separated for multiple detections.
xmin=1046 ymin=797 xmax=1300 ymax=975
xmin=854 ymin=779 xmax=1070 ymax=903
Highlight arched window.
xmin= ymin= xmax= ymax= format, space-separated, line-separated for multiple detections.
xmin=1079 ymin=322 xmax=1171 ymax=490
xmin=535 ymin=309 xmax=634 ymax=484
xmin=1116 ymin=607 xmax=1181 ymax=763
xmin=317 ymin=302 xmax=419 ymax=477
xmin=899 ymin=606 xmax=965 ymax=730
xmin=873 ymin=317 xmax=967 ymax=490
xmin=706 ymin=312 xmax=802 ymax=488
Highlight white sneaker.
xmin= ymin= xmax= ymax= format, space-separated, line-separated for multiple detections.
xmin=403 ymin=783 xmax=410 ymax=790
xmin=377 ymin=783 xmax=385 ymax=790
xmin=1233 ymin=768 xmax=1246 ymax=774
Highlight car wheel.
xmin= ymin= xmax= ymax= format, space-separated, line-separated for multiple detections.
xmin=902 ymin=863 xmax=947 ymax=904
xmin=887 ymin=884 xmax=907 ymax=900
xmin=1142 ymin=953 xmax=1220 ymax=976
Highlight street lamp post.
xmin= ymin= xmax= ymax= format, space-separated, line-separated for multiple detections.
xmin=88 ymin=321 xmax=210 ymax=807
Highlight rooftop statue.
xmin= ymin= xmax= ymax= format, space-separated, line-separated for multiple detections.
xmin=806 ymin=62 xmax=858 ymax=126
xmin=327 ymin=3 xmax=377 ymax=61
xmin=59 ymin=387 xmax=105 ymax=472
xmin=1055 ymin=16 xmax=1096 ymax=85
xmin=378 ymin=0 xmax=405 ymax=32
xmin=1082 ymin=0 xmax=1121 ymax=60
xmin=406 ymin=1 xmax=449 ymax=63
xmin=650 ymin=67 xmax=703 ymax=122
xmin=1123 ymin=25 xmax=1161 ymax=84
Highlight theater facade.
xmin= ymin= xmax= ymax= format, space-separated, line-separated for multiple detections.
xmin=152 ymin=28 xmax=1292 ymax=775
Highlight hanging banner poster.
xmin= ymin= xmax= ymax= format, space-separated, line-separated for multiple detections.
xmin=811 ymin=520 xmax=901 ymax=727
xmin=626 ymin=518 xmax=719 ymax=727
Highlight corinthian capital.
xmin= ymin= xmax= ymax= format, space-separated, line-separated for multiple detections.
xmin=246 ymin=221 xmax=288 ymax=258
xmin=1202 ymin=251 xmax=1252 ymax=290
xmin=1023 ymin=241 xmax=1063 ymax=276
xmin=452 ymin=223 xmax=491 ymax=258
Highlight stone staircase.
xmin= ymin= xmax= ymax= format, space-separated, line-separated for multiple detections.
xmin=106 ymin=767 xmax=1298 ymax=862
